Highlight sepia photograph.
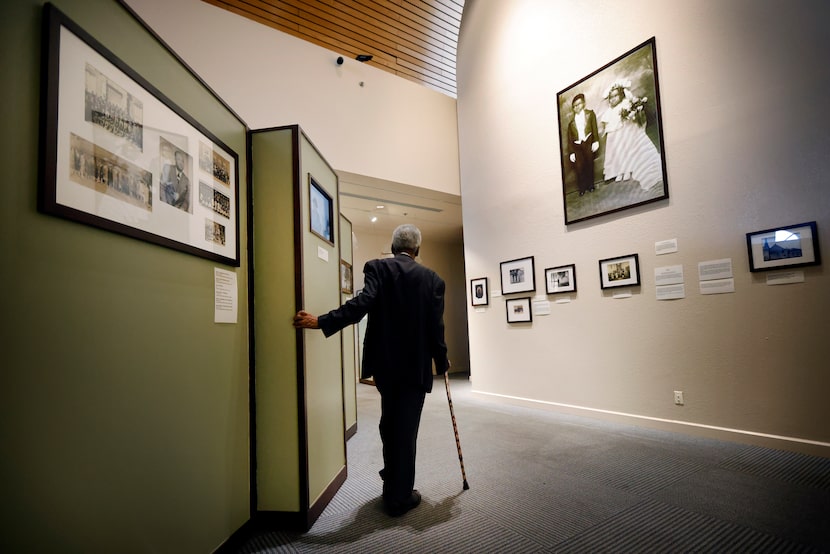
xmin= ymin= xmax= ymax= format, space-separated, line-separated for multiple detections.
xmin=41 ymin=5 xmax=240 ymax=266
xmin=599 ymin=253 xmax=641 ymax=289
xmin=506 ymin=297 xmax=532 ymax=323
xmin=557 ymin=37 xmax=668 ymax=224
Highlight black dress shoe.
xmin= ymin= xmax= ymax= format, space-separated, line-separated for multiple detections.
xmin=385 ymin=490 xmax=421 ymax=517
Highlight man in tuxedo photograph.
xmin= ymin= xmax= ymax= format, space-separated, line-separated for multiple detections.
xmin=566 ymin=93 xmax=600 ymax=196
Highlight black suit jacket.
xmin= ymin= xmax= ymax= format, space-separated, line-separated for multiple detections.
xmin=318 ymin=254 xmax=449 ymax=393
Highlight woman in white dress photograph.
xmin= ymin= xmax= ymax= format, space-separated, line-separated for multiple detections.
xmin=600 ymin=80 xmax=664 ymax=191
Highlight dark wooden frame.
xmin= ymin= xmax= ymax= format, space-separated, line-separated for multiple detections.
xmin=340 ymin=259 xmax=353 ymax=294
xmin=39 ymin=4 xmax=240 ymax=266
xmin=500 ymin=256 xmax=536 ymax=295
xmin=545 ymin=264 xmax=577 ymax=294
xmin=308 ymin=175 xmax=334 ymax=244
xmin=746 ymin=221 xmax=820 ymax=272
xmin=506 ymin=297 xmax=532 ymax=323
xmin=470 ymin=277 xmax=489 ymax=306
xmin=556 ymin=37 xmax=669 ymax=225
xmin=599 ymin=253 xmax=641 ymax=289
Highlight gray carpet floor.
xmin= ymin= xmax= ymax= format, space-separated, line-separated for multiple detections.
xmin=238 ymin=374 xmax=830 ymax=553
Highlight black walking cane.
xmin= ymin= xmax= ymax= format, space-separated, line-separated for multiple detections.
xmin=444 ymin=372 xmax=470 ymax=490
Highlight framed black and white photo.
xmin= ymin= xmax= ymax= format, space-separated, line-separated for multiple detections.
xmin=746 ymin=221 xmax=820 ymax=272
xmin=506 ymin=297 xmax=532 ymax=324
xmin=556 ymin=37 xmax=668 ymax=225
xmin=309 ymin=175 xmax=334 ymax=244
xmin=500 ymin=256 xmax=536 ymax=295
xmin=545 ymin=264 xmax=577 ymax=294
xmin=340 ymin=259 xmax=353 ymax=294
xmin=599 ymin=253 xmax=641 ymax=289
xmin=470 ymin=277 xmax=489 ymax=306
xmin=40 ymin=4 xmax=240 ymax=266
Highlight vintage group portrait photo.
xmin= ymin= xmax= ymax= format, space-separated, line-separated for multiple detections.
xmin=556 ymin=37 xmax=669 ymax=225
xmin=41 ymin=5 xmax=240 ymax=266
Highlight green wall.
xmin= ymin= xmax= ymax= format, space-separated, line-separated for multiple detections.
xmin=0 ymin=1 xmax=250 ymax=551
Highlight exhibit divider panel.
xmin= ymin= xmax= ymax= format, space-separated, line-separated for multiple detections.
xmin=250 ymin=125 xmax=347 ymax=531
xmin=340 ymin=214 xmax=359 ymax=439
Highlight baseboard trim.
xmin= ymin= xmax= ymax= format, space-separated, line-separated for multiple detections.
xmin=345 ymin=421 xmax=357 ymax=440
xmin=473 ymin=389 xmax=830 ymax=457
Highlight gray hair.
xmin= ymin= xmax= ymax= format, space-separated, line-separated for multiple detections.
xmin=391 ymin=224 xmax=422 ymax=253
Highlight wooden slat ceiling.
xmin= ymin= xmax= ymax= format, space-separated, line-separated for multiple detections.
xmin=202 ymin=0 xmax=465 ymax=97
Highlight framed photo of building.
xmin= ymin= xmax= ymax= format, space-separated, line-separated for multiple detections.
xmin=506 ymin=297 xmax=532 ymax=324
xmin=40 ymin=4 xmax=240 ymax=266
xmin=545 ymin=264 xmax=577 ymax=294
xmin=746 ymin=221 xmax=820 ymax=272
xmin=500 ymin=256 xmax=536 ymax=295
xmin=599 ymin=253 xmax=641 ymax=289
xmin=470 ymin=277 xmax=489 ymax=306
xmin=309 ymin=175 xmax=334 ymax=244
xmin=556 ymin=37 xmax=669 ymax=225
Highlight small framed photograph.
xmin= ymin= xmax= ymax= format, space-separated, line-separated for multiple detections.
xmin=309 ymin=175 xmax=334 ymax=244
xmin=340 ymin=259 xmax=353 ymax=294
xmin=746 ymin=221 xmax=820 ymax=272
xmin=506 ymin=297 xmax=532 ymax=323
xmin=500 ymin=256 xmax=536 ymax=295
xmin=470 ymin=277 xmax=489 ymax=306
xmin=545 ymin=264 xmax=577 ymax=294
xmin=599 ymin=253 xmax=641 ymax=289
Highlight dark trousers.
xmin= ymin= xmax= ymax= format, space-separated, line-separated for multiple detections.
xmin=572 ymin=141 xmax=596 ymax=193
xmin=377 ymin=385 xmax=426 ymax=503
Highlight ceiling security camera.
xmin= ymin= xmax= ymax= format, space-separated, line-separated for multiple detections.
xmin=356 ymin=54 xmax=373 ymax=62
xmin=336 ymin=56 xmax=344 ymax=65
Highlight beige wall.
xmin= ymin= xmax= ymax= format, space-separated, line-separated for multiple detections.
xmin=123 ymin=0 xmax=460 ymax=197
xmin=457 ymin=0 xmax=830 ymax=455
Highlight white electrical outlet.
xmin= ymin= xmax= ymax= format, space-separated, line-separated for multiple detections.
xmin=674 ymin=390 xmax=684 ymax=405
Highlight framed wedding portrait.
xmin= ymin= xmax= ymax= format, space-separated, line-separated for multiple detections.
xmin=470 ymin=277 xmax=489 ymax=306
xmin=545 ymin=264 xmax=577 ymax=294
xmin=556 ymin=37 xmax=669 ymax=225
xmin=599 ymin=253 xmax=641 ymax=289
xmin=40 ymin=4 xmax=240 ymax=266
xmin=746 ymin=221 xmax=821 ymax=272
xmin=506 ymin=297 xmax=532 ymax=324
xmin=500 ymin=256 xmax=536 ymax=295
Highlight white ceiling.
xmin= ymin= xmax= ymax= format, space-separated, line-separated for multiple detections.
xmin=337 ymin=171 xmax=463 ymax=243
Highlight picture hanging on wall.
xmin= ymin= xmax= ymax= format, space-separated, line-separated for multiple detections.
xmin=598 ymin=253 xmax=641 ymax=289
xmin=505 ymin=297 xmax=532 ymax=324
xmin=340 ymin=259 xmax=353 ymax=294
xmin=309 ymin=175 xmax=334 ymax=244
xmin=470 ymin=277 xmax=489 ymax=306
xmin=746 ymin=221 xmax=821 ymax=272
xmin=545 ymin=264 xmax=577 ymax=294
xmin=556 ymin=37 xmax=669 ymax=225
xmin=500 ymin=256 xmax=536 ymax=295
xmin=39 ymin=4 xmax=240 ymax=266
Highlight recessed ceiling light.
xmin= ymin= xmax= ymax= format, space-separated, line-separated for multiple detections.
xmin=375 ymin=204 xmax=385 ymax=209
xmin=371 ymin=216 xmax=378 ymax=223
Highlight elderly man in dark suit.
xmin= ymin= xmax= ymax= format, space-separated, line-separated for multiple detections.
xmin=293 ymin=224 xmax=450 ymax=517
